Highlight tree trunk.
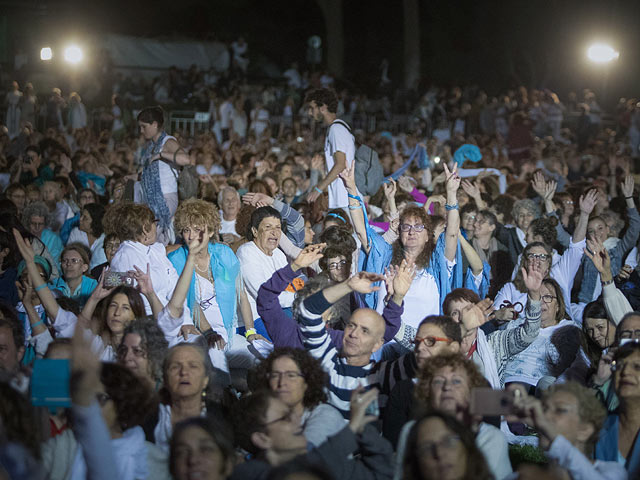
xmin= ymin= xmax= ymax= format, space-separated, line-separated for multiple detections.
xmin=403 ymin=0 xmax=420 ymax=89
xmin=316 ymin=0 xmax=344 ymax=78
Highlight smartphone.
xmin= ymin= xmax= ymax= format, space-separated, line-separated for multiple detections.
xmin=104 ymin=271 xmax=133 ymax=288
xmin=470 ymin=388 xmax=515 ymax=416
xmin=365 ymin=396 xmax=380 ymax=417
xmin=31 ymin=359 xmax=71 ymax=408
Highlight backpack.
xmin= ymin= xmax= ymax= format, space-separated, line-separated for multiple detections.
xmin=332 ymin=120 xmax=384 ymax=197
xmin=159 ymin=158 xmax=199 ymax=201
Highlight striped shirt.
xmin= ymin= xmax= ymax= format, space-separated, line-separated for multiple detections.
xmin=299 ymin=291 xmax=417 ymax=419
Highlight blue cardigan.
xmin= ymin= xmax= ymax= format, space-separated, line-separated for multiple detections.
xmin=595 ymin=413 xmax=640 ymax=477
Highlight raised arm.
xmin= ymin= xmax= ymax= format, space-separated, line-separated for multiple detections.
xmin=458 ymin=232 xmax=483 ymax=276
xmin=461 ymin=179 xmax=487 ymax=210
xmin=307 ymin=150 xmax=346 ymax=203
xmin=572 ymin=189 xmax=599 ymax=243
xmin=444 ymin=163 xmax=461 ymax=262
xmin=339 ymin=160 xmax=369 ymax=253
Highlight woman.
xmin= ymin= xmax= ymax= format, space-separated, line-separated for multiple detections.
xmin=117 ymin=317 xmax=169 ymax=391
xmin=255 ymin=347 xmax=345 ymax=447
xmin=402 ymin=412 xmax=493 ymax=480
xmin=168 ymin=198 xmax=265 ymax=379
xmin=395 ymin=354 xmax=511 ymax=480
xmin=22 ymin=201 xmax=64 ymax=267
xmin=90 ymin=233 xmax=120 ymax=279
xmin=169 ymin=416 xmax=235 ymax=480
xmin=105 ymin=202 xmax=180 ymax=316
xmin=41 ymin=181 xmax=70 ymax=233
xmin=137 ymin=106 xmax=191 ymax=244
xmin=67 ymin=203 xmax=107 ymax=270
xmin=512 ymin=382 xmax=626 ymax=480
xmin=344 ymin=161 xmax=460 ymax=330
xmin=150 ymin=341 xmax=220 ymax=452
xmin=595 ymin=342 xmax=640 ymax=477
xmin=49 ymin=243 xmax=97 ymax=308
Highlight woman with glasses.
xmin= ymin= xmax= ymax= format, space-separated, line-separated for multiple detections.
xmin=117 ymin=317 xmax=169 ymax=391
xmin=49 ymin=243 xmax=97 ymax=308
xmin=255 ymin=347 xmax=346 ymax=447
xmin=394 ymin=353 xmax=512 ymax=480
xmin=595 ymin=342 xmax=640 ymax=478
xmin=401 ymin=411 xmax=493 ymax=480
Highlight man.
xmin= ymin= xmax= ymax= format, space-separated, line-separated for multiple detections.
xmin=298 ymin=269 xmax=417 ymax=419
xmin=305 ymin=88 xmax=356 ymax=209
xmin=0 ymin=309 xmax=27 ymax=392
xmin=230 ymin=390 xmax=393 ymax=480
xmin=218 ymin=186 xmax=241 ymax=243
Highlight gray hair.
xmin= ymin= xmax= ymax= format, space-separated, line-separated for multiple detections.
xmin=121 ymin=317 xmax=169 ymax=384
xmin=512 ymin=198 xmax=539 ymax=220
xmin=217 ymin=186 xmax=240 ymax=208
xmin=22 ymin=201 xmax=49 ymax=225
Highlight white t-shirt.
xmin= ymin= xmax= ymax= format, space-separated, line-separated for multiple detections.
xmin=325 ymin=121 xmax=355 ymax=209
xmin=219 ymin=210 xmax=239 ymax=237
xmin=219 ymin=101 xmax=233 ymax=129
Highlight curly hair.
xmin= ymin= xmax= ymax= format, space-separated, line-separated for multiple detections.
xmin=512 ymin=198 xmax=539 ymax=221
xmin=120 ymin=317 xmax=169 ymax=384
xmin=414 ymin=353 xmax=489 ymax=412
xmin=304 ymin=88 xmax=339 ymax=114
xmin=513 ymin=241 xmax=553 ymax=293
xmin=391 ymin=206 xmax=435 ymax=270
xmin=0 ymin=381 xmax=42 ymax=459
xmin=83 ymin=203 xmax=105 ymax=238
xmin=254 ymin=347 xmax=328 ymax=409
xmin=174 ymin=198 xmax=221 ymax=239
xmin=100 ymin=362 xmax=157 ymax=431
xmin=22 ymin=201 xmax=49 ymax=226
xmin=528 ymin=216 xmax=558 ymax=246
xmin=403 ymin=411 xmax=492 ymax=480
xmin=102 ymin=202 xmax=155 ymax=241
xmin=318 ymin=243 xmax=354 ymax=273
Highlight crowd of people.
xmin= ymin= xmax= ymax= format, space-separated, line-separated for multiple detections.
xmin=0 ymin=78 xmax=639 ymax=480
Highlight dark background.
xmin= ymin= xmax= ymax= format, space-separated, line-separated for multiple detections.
xmin=4 ymin=0 xmax=640 ymax=102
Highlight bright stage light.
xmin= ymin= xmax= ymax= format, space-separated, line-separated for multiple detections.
xmin=64 ymin=45 xmax=83 ymax=64
xmin=40 ymin=47 xmax=53 ymax=61
xmin=587 ymin=43 xmax=619 ymax=63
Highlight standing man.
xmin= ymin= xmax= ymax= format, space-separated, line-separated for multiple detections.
xmin=305 ymin=88 xmax=356 ymax=209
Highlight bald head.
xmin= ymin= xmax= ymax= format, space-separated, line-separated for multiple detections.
xmin=342 ymin=308 xmax=386 ymax=366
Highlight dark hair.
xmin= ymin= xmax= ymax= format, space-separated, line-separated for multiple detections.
xmin=403 ymin=411 xmax=492 ymax=480
xmin=0 ymin=381 xmax=42 ymax=459
xmin=513 ymin=242 xmax=553 ymax=293
xmin=442 ymin=288 xmax=481 ymax=317
xmin=120 ymin=317 xmax=169 ymax=384
xmin=254 ymin=347 xmax=328 ymax=409
xmin=304 ymin=88 xmax=339 ymax=114
xmin=492 ymin=195 xmax=515 ymax=224
xmin=0 ymin=304 xmax=24 ymax=352
xmin=77 ymin=187 xmax=97 ymax=203
xmin=528 ymin=217 xmax=558 ymax=246
xmin=247 ymin=206 xmax=282 ymax=241
xmin=460 ymin=203 xmax=477 ymax=217
xmin=418 ymin=315 xmax=462 ymax=343
xmin=477 ymin=209 xmax=497 ymax=226
xmin=25 ymin=145 xmax=41 ymax=157
xmin=169 ymin=415 xmax=235 ymax=478
xmin=615 ymin=312 xmax=640 ymax=344
xmin=324 ymin=209 xmax=353 ymax=234
xmin=248 ymin=179 xmax=273 ymax=196
xmin=266 ymin=458 xmax=334 ymax=480
xmin=137 ymin=106 xmax=165 ymax=128
xmin=99 ymin=286 xmax=146 ymax=335
xmin=83 ymin=203 xmax=105 ymax=237
xmin=319 ymin=243 xmax=353 ymax=273
xmin=231 ymin=390 xmax=277 ymax=455
xmin=0 ymin=228 xmax=20 ymax=269
xmin=319 ymin=225 xmax=356 ymax=251
xmin=392 ymin=206 xmax=434 ymax=269
xmin=581 ymin=301 xmax=613 ymax=369
xmin=100 ymin=362 xmax=157 ymax=431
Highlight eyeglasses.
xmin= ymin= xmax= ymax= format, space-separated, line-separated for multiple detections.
xmin=412 ymin=336 xmax=453 ymax=348
xmin=266 ymin=371 xmax=305 ymax=382
xmin=563 ymin=201 xmax=574 ymax=205
xmin=95 ymin=392 xmax=111 ymax=406
xmin=474 ymin=217 xmax=488 ymax=225
xmin=611 ymin=359 xmax=640 ymax=373
xmin=116 ymin=344 xmax=147 ymax=359
xmin=261 ymin=408 xmax=295 ymax=427
xmin=619 ymin=330 xmax=640 ymax=340
xmin=328 ymin=260 xmax=348 ymax=270
xmin=400 ymin=223 xmax=426 ymax=233
xmin=541 ymin=294 xmax=557 ymax=304
xmin=417 ymin=434 xmax=462 ymax=457
xmin=61 ymin=257 xmax=83 ymax=265
xmin=526 ymin=253 xmax=550 ymax=262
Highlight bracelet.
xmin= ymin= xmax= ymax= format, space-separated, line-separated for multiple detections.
xmin=314 ymin=186 xmax=323 ymax=194
xmin=30 ymin=320 xmax=44 ymax=329
xmin=445 ymin=203 xmax=459 ymax=211
xmin=348 ymin=204 xmax=363 ymax=210
xmin=244 ymin=328 xmax=257 ymax=339
xmin=626 ymin=196 xmax=634 ymax=200
xmin=34 ymin=283 xmax=47 ymax=292
xmin=347 ymin=193 xmax=361 ymax=200
xmin=601 ymin=279 xmax=614 ymax=286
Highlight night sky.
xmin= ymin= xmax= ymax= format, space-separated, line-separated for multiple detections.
xmin=9 ymin=0 xmax=640 ymax=102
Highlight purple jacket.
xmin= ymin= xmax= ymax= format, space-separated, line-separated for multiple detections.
xmin=257 ymin=265 xmax=404 ymax=349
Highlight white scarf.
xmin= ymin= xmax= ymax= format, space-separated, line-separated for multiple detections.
xmin=71 ymin=426 xmax=149 ymax=480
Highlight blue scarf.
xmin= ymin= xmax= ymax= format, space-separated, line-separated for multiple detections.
xmin=141 ymin=132 xmax=172 ymax=231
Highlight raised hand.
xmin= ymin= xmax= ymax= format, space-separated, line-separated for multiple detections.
xmin=460 ymin=302 xmax=486 ymax=330
xmin=348 ymin=386 xmax=380 ymax=434
xmin=443 ymin=163 xmax=461 ymax=196
xmin=347 ymin=272 xmax=385 ymax=294
xmin=543 ymin=180 xmax=557 ymax=202
xmin=70 ymin=322 xmax=102 ymax=406
xmin=311 ymin=153 xmax=324 ymax=171
xmin=243 ymin=192 xmax=274 ymax=207
xmin=522 ymin=261 xmax=544 ymax=299
xmin=131 ymin=263 xmax=154 ymax=297
xmin=291 ymin=243 xmax=326 ymax=271
xmin=383 ymin=265 xmax=397 ymax=297
xmin=12 ymin=228 xmax=36 ymax=263
xmin=392 ymin=259 xmax=417 ymax=299
xmin=338 ymin=160 xmax=357 ymax=193
xmin=579 ymin=189 xmax=599 ymax=215
xmin=531 ymin=171 xmax=547 ymax=198
xmin=584 ymin=239 xmax=611 ymax=276
xmin=621 ymin=175 xmax=635 ymax=198
xmin=382 ymin=179 xmax=397 ymax=200
xmin=89 ymin=269 xmax=114 ymax=302
xmin=461 ymin=179 xmax=481 ymax=199
xmin=186 ymin=227 xmax=209 ymax=257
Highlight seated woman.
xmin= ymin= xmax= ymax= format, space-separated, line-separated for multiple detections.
xmin=511 ymin=382 xmax=627 ymax=480
xmin=67 ymin=202 xmax=107 ymax=270
xmin=117 ymin=317 xmax=169 ymax=392
xmin=49 ymin=243 xmax=97 ymax=308
xmin=90 ymin=233 xmax=120 ymax=279
xmin=595 ymin=341 xmax=640 ymax=477
xmin=22 ymin=201 xmax=64 ymax=268
xmin=401 ymin=411 xmax=493 ymax=480
xmin=394 ymin=353 xmax=512 ymax=480
xmin=254 ymin=347 xmax=346 ymax=447
xmin=169 ymin=416 xmax=235 ymax=480
xmin=105 ymin=202 xmax=180 ymax=316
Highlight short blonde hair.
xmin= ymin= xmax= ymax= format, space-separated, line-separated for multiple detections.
xmin=42 ymin=181 xmax=62 ymax=201
xmin=174 ymin=199 xmax=221 ymax=238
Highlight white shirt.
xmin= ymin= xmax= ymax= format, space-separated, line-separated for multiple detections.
xmin=67 ymin=229 xmax=107 ymax=269
xmin=325 ymin=121 xmax=356 ymax=209
xmin=219 ymin=101 xmax=233 ymax=129
xmin=196 ymin=164 xmax=225 ymax=176
xmin=219 ymin=210 xmax=238 ymax=236
xmin=236 ymin=241 xmax=294 ymax=322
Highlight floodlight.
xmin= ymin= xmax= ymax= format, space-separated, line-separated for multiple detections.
xmin=64 ymin=45 xmax=83 ymax=64
xmin=40 ymin=47 xmax=53 ymax=61
xmin=587 ymin=43 xmax=619 ymax=63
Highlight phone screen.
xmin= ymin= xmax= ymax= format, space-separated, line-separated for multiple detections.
xmin=469 ymin=388 xmax=515 ymax=417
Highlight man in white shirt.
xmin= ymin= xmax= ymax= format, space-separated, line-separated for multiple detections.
xmin=305 ymin=88 xmax=355 ymax=209
xmin=218 ymin=186 xmax=241 ymax=244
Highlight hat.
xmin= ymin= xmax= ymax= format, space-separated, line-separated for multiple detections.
xmin=17 ymin=255 xmax=52 ymax=281
xmin=454 ymin=144 xmax=482 ymax=166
